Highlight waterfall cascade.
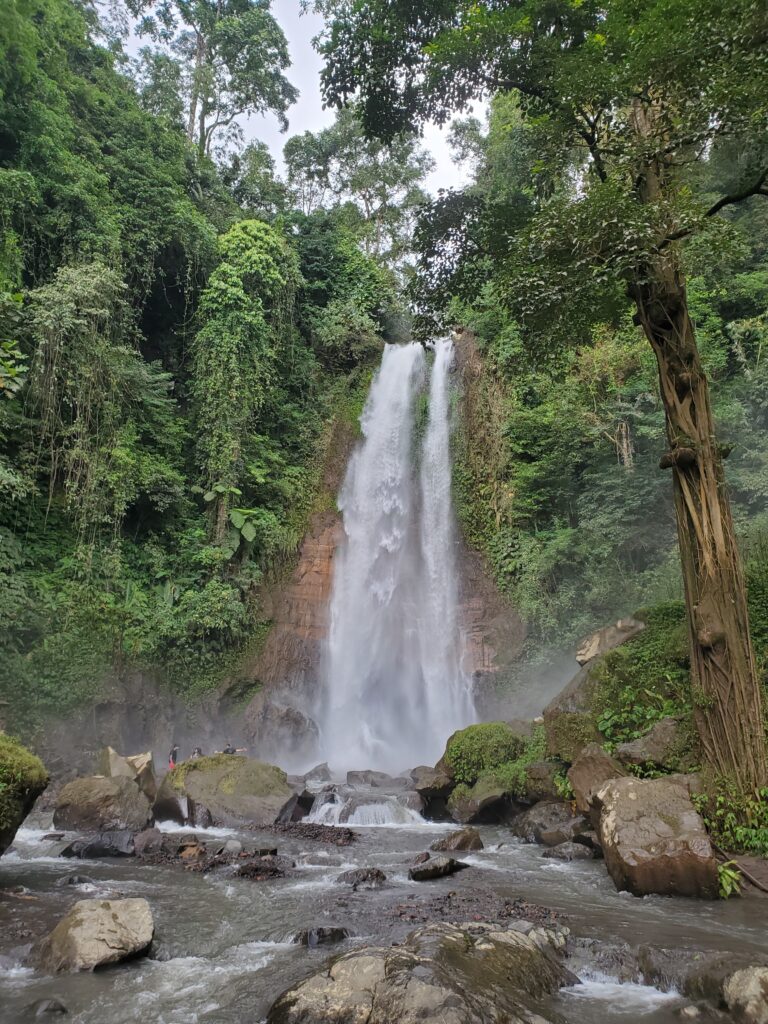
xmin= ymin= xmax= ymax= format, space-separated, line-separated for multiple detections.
xmin=317 ymin=338 xmax=476 ymax=773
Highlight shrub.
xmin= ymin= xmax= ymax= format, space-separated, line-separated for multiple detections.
xmin=444 ymin=722 xmax=526 ymax=786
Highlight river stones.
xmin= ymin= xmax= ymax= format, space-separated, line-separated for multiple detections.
xmin=541 ymin=841 xmax=594 ymax=861
xmin=723 ymin=966 xmax=768 ymax=1023
xmin=567 ymin=743 xmax=626 ymax=815
xmin=292 ymin=927 xmax=352 ymax=947
xmin=335 ymin=867 xmax=387 ymax=888
xmin=53 ymin=776 xmax=152 ymax=833
xmin=266 ymin=920 xmax=575 ymax=1024
xmin=60 ymin=830 xmax=136 ymax=858
xmin=430 ymin=827 xmax=483 ymax=852
xmin=594 ymin=776 xmax=718 ymax=898
xmin=408 ymin=855 xmax=469 ymax=881
xmin=33 ymin=898 xmax=153 ymax=972
xmin=153 ymin=755 xmax=295 ymax=828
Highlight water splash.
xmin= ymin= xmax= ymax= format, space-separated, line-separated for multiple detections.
xmin=318 ymin=339 xmax=475 ymax=773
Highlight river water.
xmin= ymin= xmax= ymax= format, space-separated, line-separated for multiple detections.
xmin=2 ymin=814 xmax=766 ymax=1023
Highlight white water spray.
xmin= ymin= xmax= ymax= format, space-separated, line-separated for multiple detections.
xmin=318 ymin=339 xmax=475 ymax=773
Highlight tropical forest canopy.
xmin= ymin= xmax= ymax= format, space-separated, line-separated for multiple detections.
xmin=2 ymin=0 xmax=768 ymax=797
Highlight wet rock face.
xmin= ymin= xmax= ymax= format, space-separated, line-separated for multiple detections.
xmin=53 ymin=776 xmax=152 ymax=833
xmin=567 ymin=743 xmax=626 ymax=816
xmin=576 ymin=617 xmax=645 ymax=665
xmin=542 ymin=663 xmax=602 ymax=762
xmin=0 ymin=736 xmax=48 ymax=856
xmin=153 ymin=755 xmax=294 ymax=828
xmin=33 ymin=898 xmax=153 ymax=972
xmin=410 ymin=766 xmax=454 ymax=819
xmin=595 ymin=776 xmax=719 ymax=898
xmin=408 ymin=856 xmax=469 ymax=882
xmin=266 ymin=920 xmax=575 ymax=1024
xmin=447 ymin=778 xmax=522 ymax=825
xmin=430 ymin=827 xmax=483 ymax=852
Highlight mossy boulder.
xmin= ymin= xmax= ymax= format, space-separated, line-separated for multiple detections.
xmin=439 ymin=722 xmax=527 ymax=785
xmin=0 ymin=734 xmax=48 ymax=855
xmin=447 ymin=775 xmax=521 ymax=824
xmin=153 ymin=755 xmax=294 ymax=827
xmin=542 ymin=663 xmax=602 ymax=762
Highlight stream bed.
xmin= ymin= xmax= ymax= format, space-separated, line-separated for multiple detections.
xmin=1 ymin=817 xmax=766 ymax=1023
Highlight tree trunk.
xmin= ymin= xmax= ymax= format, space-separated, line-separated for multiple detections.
xmin=187 ymin=32 xmax=205 ymax=143
xmin=630 ymin=255 xmax=767 ymax=793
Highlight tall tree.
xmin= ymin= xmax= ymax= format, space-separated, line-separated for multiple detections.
xmin=283 ymin=105 xmax=434 ymax=263
xmin=315 ymin=0 xmax=768 ymax=792
xmin=128 ymin=0 xmax=297 ymax=157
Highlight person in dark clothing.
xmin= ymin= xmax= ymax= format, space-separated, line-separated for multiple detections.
xmin=191 ymin=746 xmax=203 ymax=759
xmin=168 ymin=744 xmax=179 ymax=769
xmin=222 ymin=742 xmax=236 ymax=755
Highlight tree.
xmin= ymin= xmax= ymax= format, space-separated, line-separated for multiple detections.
xmin=128 ymin=0 xmax=297 ymax=158
xmin=221 ymin=141 xmax=288 ymax=218
xmin=283 ymin=105 xmax=434 ymax=263
xmin=315 ymin=0 xmax=768 ymax=792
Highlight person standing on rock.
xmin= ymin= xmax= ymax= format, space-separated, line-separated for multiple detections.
xmin=168 ymin=744 xmax=179 ymax=770
xmin=191 ymin=746 xmax=203 ymax=759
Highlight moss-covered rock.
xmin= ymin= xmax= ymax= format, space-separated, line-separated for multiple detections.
xmin=154 ymin=755 xmax=294 ymax=827
xmin=543 ymin=664 xmax=602 ymax=762
xmin=439 ymin=722 xmax=527 ymax=785
xmin=0 ymin=734 xmax=48 ymax=855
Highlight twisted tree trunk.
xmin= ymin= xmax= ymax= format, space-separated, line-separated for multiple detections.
xmin=630 ymin=256 xmax=767 ymax=793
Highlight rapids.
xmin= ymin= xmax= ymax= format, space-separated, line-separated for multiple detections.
xmin=2 ymin=817 xmax=767 ymax=1023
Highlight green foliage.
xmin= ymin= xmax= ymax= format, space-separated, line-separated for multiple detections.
xmin=717 ymin=861 xmax=744 ymax=900
xmin=444 ymin=722 xmax=526 ymax=786
xmin=696 ymin=787 xmax=768 ymax=859
xmin=492 ymin=726 xmax=547 ymax=800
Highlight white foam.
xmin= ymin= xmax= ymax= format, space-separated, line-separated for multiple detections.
xmin=563 ymin=971 xmax=680 ymax=1014
xmin=156 ymin=820 xmax=238 ymax=837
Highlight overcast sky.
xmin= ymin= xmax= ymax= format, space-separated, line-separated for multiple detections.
xmin=242 ymin=0 xmax=474 ymax=194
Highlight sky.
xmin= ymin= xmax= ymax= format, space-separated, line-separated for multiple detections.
xmin=242 ymin=0 xmax=475 ymax=195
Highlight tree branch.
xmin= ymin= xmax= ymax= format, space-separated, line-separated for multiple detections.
xmin=658 ymin=167 xmax=768 ymax=251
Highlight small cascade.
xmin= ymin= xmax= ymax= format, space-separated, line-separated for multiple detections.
xmin=307 ymin=790 xmax=425 ymax=826
xmin=317 ymin=339 xmax=476 ymax=773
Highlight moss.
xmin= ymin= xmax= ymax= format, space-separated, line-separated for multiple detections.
xmin=169 ymin=753 xmax=288 ymax=799
xmin=546 ymin=712 xmax=601 ymax=763
xmin=0 ymin=733 xmax=48 ymax=839
xmin=443 ymin=723 xmax=527 ymax=786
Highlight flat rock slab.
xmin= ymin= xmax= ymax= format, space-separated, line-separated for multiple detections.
xmin=33 ymin=898 xmax=153 ymax=972
xmin=409 ymin=856 xmax=469 ymax=881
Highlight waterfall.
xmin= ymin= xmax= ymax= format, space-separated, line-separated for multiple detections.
xmin=318 ymin=339 xmax=476 ymax=773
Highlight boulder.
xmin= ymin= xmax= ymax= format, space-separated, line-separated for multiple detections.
xmin=33 ymin=898 xmax=153 ymax=972
xmin=509 ymin=800 xmax=580 ymax=845
xmin=133 ymin=827 xmax=163 ymax=858
xmin=567 ymin=743 xmax=626 ymax=815
xmin=521 ymin=760 xmax=561 ymax=803
xmin=347 ymin=770 xmax=406 ymax=788
xmin=615 ymin=717 xmax=681 ymax=769
xmin=430 ymin=827 xmax=483 ymax=852
xmin=448 ymin=777 xmax=521 ymax=825
xmin=96 ymin=747 xmax=157 ymax=802
xmin=595 ymin=776 xmax=719 ymax=898
xmin=60 ymin=830 xmax=135 ymax=858
xmin=723 ymin=966 xmax=768 ymax=1023
xmin=542 ymin=841 xmax=594 ymax=861
xmin=24 ymin=999 xmax=68 ymax=1016
xmin=293 ymin=927 xmax=352 ymax=947
xmin=0 ymin=735 xmax=48 ymax=856
xmin=542 ymin=664 xmax=602 ymax=762
xmin=576 ymin=617 xmax=645 ymax=665
xmin=277 ymin=789 xmax=315 ymax=823
xmin=303 ymin=763 xmax=332 ymax=784
xmin=408 ymin=856 xmax=469 ymax=881
xmin=53 ymin=776 xmax=152 ymax=833
xmin=266 ymin=920 xmax=575 ymax=1024
xmin=335 ymin=867 xmax=387 ymax=888
xmin=410 ymin=766 xmax=454 ymax=818
xmin=153 ymin=755 xmax=294 ymax=828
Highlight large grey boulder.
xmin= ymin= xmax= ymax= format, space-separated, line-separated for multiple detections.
xmin=567 ymin=743 xmax=626 ymax=815
xmin=615 ymin=718 xmax=681 ymax=769
xmin=595 ymin=776 xmax=718 ymax=898
xmin=95 ymin=747 xmax=157 ymax=802
xmin=53 ymin=776 xmax=152 ymax=832
xmin=33 ymin=898 xmax=153 ymax=972
xmin=408 ymin=856 xmax=469 ymax=881
xmin=266 ymin=920 xmax=575 ymax=1024
xmin=153 ymin=755 xmax=294 ymax=827
xmin=410 ymin=765 xmax=454 ymax=818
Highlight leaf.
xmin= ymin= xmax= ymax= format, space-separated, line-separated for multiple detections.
xmin=203 ymin=491 xmax=216 ymax=503
xmin=230 ymin=509 xmax=246 ymax=529
xmin=241 ymin=521 xmax=257 ymax=543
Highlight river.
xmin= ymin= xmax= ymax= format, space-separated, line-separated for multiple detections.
xmin=2 ymin=813 xmax=766 ymax=1023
